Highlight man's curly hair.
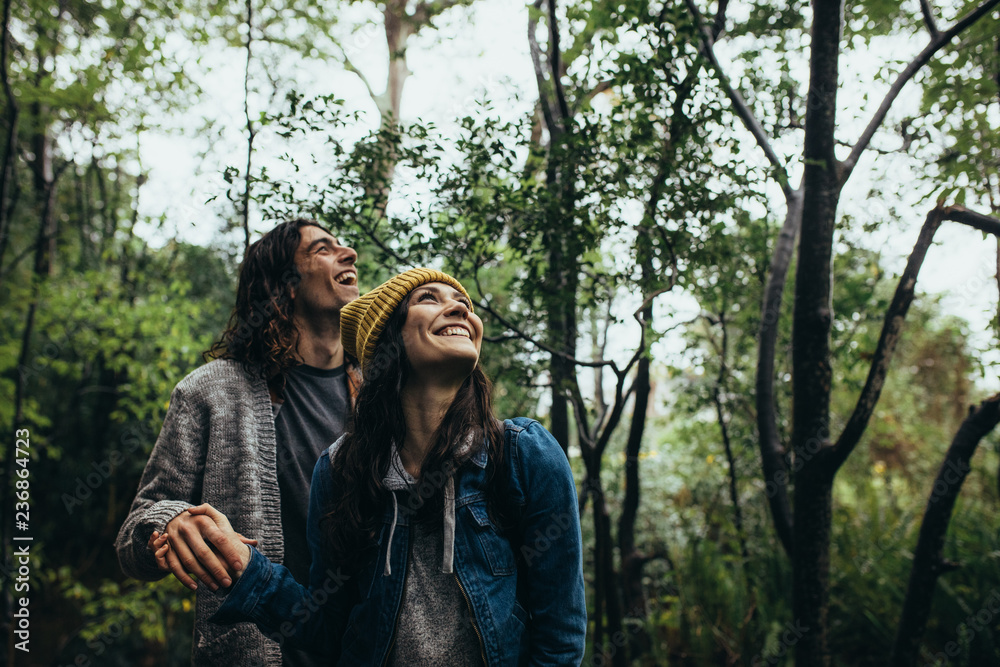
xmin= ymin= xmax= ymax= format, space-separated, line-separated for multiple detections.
xmin=206 ymin=218 xmax=330 ymax=389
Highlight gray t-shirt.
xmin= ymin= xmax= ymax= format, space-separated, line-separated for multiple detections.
xmin=272 ymin=363 xmax=349 ymax=667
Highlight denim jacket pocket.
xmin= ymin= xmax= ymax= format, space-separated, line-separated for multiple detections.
xmin=466 ymin=502 xmax=516 ymax=576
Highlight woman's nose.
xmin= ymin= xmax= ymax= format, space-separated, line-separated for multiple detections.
xmin=447 ymin=300 xmax=470 ymax=317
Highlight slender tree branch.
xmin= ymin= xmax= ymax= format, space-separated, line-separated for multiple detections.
xmin=712 ymin=310 xmax=749 ymax=563
xmin=0 ymin=239 xmax=43 ymax=286
xmin=591 ymin=299 xmax=613 ymax=427
xmin=242 ymin=0 xmax=255 ymax=253
xmin=835 ymin=138 xmax=899 ymax=156
xmin=528 ymin=0 xmax=558 ymax=137
xmin=546 ymin=0 xmax=570 ymax=123
xmin=589 ymin=295 xmax=669 ymax=456
xmin=942 ymin=204 xmax=1000 ymax=236
xmin=483 ymin=333 xmax=521 ymax=343
xmin=594 ymin=376 xmax=625 ymax=456
xmin=337 ymin=45 xmax=380 ymax=103
xmin=832 ymin=204 xmax=999 ymax=469
xmin=831 ymin=206 xmax=945 ymax=468
xmin=918 ymin=0 xmax=940 ymax=38
xmin=567 ymin=380 xmax=593 ymax=447
xmin=592 ymin=358 xmax=634 ymax=457
xmin=754 ymin=181 xmax=802 ymax=557
xmin=711 ymin=0 xmax=729 ymax=40
xmin=471 ymin=270 xmax=621 ymax=370
xmin=632 ymin=285 xmax=673 ymax=322
xmin=841 ymin=0 xmax=1000 ymax=182
xmin=351 ymin=209 xmax=409 ymax=266
xmin=683 ymin=0 xmax=792 ymax=198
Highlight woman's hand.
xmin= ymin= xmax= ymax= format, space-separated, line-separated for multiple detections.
xmin=150 ymin=531 xmax=171 ymax=571
xmin=150 ymin=524 xmax=257 ymax=583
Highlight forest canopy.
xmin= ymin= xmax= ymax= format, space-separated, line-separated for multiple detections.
xmin=1 ymin=0 xmax=999 ymax=665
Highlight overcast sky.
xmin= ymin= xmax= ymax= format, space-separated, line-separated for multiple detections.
xmin=132 ymin=0 xmax=999 ymax=390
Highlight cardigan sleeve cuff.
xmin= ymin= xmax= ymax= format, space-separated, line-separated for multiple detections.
xmin=144 ymin=500 xmax=195 ymax=533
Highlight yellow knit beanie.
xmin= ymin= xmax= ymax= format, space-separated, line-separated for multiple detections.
xmin=341 ymin=267 xmax=474 ymax=368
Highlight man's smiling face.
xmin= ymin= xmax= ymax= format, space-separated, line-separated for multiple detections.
xmin=290 ymin=225 xmax=359 ymax=320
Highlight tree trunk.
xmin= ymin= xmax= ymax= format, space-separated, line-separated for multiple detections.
xmin=591 ymin=482 xmax=625 ymax=667
xmin=889 ymin=394 xmax=1000 ymax=666
xmin=242 ymin=0 xmax=254 ymax=253
xmin=713 ymin=312 xmax=749 ymax=566
xmin=546 ymin=234 xmax=571 ymax=452
xmin=791 ymin=0 xmax=844 ymax=663
xmin=755 ymin=186 xmax=801 ymax=556
xmin=618 ymin=351 xmax=651 ymax=659
xmin=791 ymin=462 xmax=835 ymax=666
xmin=3 ymin=115 xmax=57 ymax=667
xmin=0 ymin=0 xmax=18 ymax=280
xmin=619 ymin=351 xmax=650 ymax=611
xmin=618 ymin=245 xmax=654 ymax=659
xmin=381 ymin=0 xmax=410 ymax=124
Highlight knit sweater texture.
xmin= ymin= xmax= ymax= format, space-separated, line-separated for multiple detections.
xmin=115 ymin=359 xmax=358 ymax=666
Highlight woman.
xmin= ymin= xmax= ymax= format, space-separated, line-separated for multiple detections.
xmin=157 ymin=268 xmax=586 ymax=665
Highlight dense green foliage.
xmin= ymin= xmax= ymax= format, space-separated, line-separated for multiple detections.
xmin=1 ymin=0 xmax=998 ymax=664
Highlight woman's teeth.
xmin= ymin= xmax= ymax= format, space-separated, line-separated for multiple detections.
xmin=438 ymin=327 xmax=470 ymax=338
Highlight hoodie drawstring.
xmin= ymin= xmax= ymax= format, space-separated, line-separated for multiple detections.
xmin=442 ymin=475 xmax=456 ymax=574
xmin=384 ymin=493 xmax=399 ymax=576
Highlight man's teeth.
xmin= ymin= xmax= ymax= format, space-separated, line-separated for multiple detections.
xmin=336 ymin=273 xmax=356 ymax=285
xmin=439 ymin=327 xmax=470 ymax=338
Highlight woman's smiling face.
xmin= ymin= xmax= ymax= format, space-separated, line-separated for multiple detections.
xmin=401 ymin=282 xmax=483 ymax=381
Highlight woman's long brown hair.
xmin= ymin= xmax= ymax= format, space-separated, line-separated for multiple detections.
xmin=322 ymin=294 xmax=509 ymax=572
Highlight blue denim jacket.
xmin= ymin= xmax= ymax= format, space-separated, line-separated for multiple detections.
xmin=210 ymin=418 xmax=586 ymax=666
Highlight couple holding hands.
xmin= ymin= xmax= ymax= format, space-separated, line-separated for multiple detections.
xmin=115 ymin=219 xmax=586 ymax=666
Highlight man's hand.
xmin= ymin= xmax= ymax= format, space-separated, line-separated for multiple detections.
xmin=156 ymin=504 xmax=256 ymax=591
xmin=149 ymin=530 xmax=256 ymax=582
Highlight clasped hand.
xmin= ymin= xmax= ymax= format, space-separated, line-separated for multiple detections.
xmin=147 ymin=504 xmax=256 ymax=592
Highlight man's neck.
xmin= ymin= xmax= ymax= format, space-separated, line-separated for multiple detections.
xmin=292 ymin=315 xmax=344 ymax=370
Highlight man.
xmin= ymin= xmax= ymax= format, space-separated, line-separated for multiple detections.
xmin=115 ymin=219 xmax=360 ymax=666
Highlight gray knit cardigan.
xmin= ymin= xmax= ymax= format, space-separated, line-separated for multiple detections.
xmin=116 ymin=359 xmax=286 ymax=667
